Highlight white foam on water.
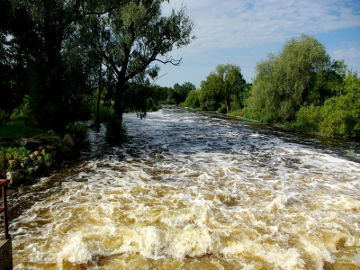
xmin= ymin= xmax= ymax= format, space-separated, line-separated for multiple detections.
xmin=10 ymin=108 xmax=360 ymax=269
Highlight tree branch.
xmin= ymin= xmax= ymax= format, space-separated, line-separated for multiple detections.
xmin=155 ymin=57 xmax=182 ymax=66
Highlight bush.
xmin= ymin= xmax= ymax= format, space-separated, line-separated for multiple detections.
xmin=0 ymin=147 xmax=31 ymax=160
xmin=10 ymin=95 xmax=31 ymax=121
xmin=318 ymin=94 xmax=359 ymax=138
xmin=0 ymin=147 xmax=31 ymax=172
xmin=182 ymin=89 xmax=201 ymax=108
xmin=217 ymin=104 xmax=227 ymax=114
xmin=291 ymin=90 xmax=359 ymax=139
xmin=66 ymin=122 xmax=89 ymax=144
xmin=0 ymin=122 xmax=43 ymax=139
xmin=92 ymin=104 xmax=117 ymax=123
xmin=292 ymin=105 xmax=321 ymax=134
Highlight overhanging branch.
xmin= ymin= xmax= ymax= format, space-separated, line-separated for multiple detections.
xmin=155 ymin=57 xmax=182 ymax=66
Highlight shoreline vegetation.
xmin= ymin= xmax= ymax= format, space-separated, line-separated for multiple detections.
xmin=1 ymin=0 xmax=359 ymax=189
xmin=0 ymin=121 xmax=88 ymax=188
xmin=180 ymin=35 xmax=360 ymax=141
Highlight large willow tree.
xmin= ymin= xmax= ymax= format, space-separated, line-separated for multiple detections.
xmin=244 ymin=34 xmax=333 ymax=122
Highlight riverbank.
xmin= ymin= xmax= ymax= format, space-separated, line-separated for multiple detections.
xmin=0 ymin=122 xmax=88 ymax=187
xmin=9 ymin=107 xmax=360 ymax=269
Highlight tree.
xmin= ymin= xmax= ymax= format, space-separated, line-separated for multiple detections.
xmin=199 ymin=64 xmax=246 ymax=112
xmin=292 ymin=71 xmax=360 ymax=138
xmin=98 ymin=0 xmax=193 ymax=123
xmin=3 ymin=0 xmax=129 ymax=130
xmin=168 ymin=82 xmax=196 ymax=104
xmin=182 ymin=89 xmax=201 ymax=108
xmin=244 ymin=34 xmax=331 ymax=122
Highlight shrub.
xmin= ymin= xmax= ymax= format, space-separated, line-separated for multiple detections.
xmin=292 ymin=105 xmax=321 ymax=134
xmin=318 ymin=94 xmax=359 ymax=138
xmin=217 ymin=104 xmax=227 ymax=114
xmin=10 ymin=95 xmax=31 ymax=121
xmin=92 ymin=104 xmax=117 ymax=123
xmin=182 ymin=89 xmax=201 ymax=108
xmin=66 ymin=122 xmax=89 ymax=145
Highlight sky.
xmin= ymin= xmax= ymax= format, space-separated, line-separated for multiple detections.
xmin=156 ymin=0 xmax=360 ymax=88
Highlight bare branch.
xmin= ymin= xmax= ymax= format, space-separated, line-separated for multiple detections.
xmin=155 ymin=57 xmax=182 ymax=66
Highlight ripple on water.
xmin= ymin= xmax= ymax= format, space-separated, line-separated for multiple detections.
xmin=9 ymin=108 xmax=360 ymax=270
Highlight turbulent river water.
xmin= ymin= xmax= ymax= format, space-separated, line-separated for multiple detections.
xmin=8 ymin=107 xmax=360 ymax=270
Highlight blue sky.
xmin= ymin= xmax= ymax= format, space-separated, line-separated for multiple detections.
xmin=157 ymin=0 xmax=360 ymax=88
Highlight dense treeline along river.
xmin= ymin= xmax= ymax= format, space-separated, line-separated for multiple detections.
xmin=9 ymin=107 xmax=360 ymax=270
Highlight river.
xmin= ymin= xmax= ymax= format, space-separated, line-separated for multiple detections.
xmin=9 ymin=106 xmax=360 ymax=270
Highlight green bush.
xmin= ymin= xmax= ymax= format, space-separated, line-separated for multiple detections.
xmin=217 ymin=104 xmax=227 ymax=114
xmin=66 ymin=122 xmax=89 ymax=144
xmin=10 ymin=95 xmax=31 ymax=121
xmin=292 ymin=105 xmax=321 ymax=134
xmin=182 ymin=89 xmax=201 ymax=108
xmin=0 ymin=147 xmax=31 ymax=160
xmin=0 ymin=122 xmax=43 ymax=139
xmin=0 ymin=146 xmax=31 ymax=171
xmin=92 ymin=104 xmax=117 ymax=123
xmin=318 ymin=94 xmax=359 ymax=138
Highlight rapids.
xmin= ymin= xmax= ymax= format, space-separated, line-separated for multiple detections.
xmin=8 ymin=107 xmax=360 ymax=270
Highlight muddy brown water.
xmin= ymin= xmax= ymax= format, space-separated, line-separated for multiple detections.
xmin=9 ymin=107 xmax=360 ymax=270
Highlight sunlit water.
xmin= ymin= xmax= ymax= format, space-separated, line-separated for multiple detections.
xmin=9 ymin=107 xmax=360 ymax=270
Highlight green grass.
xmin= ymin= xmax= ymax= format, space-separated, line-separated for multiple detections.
xmin=228 ymin=109 xmax=243 ymax=117
xmin=0 ymin=121 xmax=43 ymax=139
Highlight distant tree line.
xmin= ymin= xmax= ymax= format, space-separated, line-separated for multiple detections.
xmin=181 ymin=35 xmax=359 ymax=139
xmin=0 ymin=0 xmax=193 ymax=133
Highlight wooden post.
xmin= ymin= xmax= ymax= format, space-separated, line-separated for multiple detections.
xmin=0 ymin=179 xmax=12 ymax=270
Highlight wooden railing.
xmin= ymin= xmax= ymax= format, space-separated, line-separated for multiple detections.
xmin=0 ymin=180 xmax=10 ymax=240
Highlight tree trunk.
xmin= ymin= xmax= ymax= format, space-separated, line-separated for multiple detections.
xmin=225 ymin=90 xmax=231 ymax=113
xmin=95 ymin=63 xmax=103 ymax=131
xmin=114 ymin=79 xmax=127 ymax=124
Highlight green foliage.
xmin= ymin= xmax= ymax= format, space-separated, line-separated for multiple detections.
xmin=92 ymin=104 xmax=117 ymax=123
xmin=290 ymin=105 xmax=321 ymax=135
xmin=182 ymin=89 xmax=201 ymax=108
xmin=196 ymin=64 xmax=246 ymax=112
xmin=44 ymin=153 xmax=54 ymax=163
xmin=168 ymin=82 xmax=196 ymax=104
xmin=244 ymin=35 xmax=331 ymax=122
xmin=98 ymin=1 xmax=194 ymax=117
xmin=0 ymin=147 xmax=31 ymax=160
xmin=292 ymin=71 xmax=360 ymax=138
xmin=124 ymin=83 xmax=168 ymax=116
xmin=0 ymin=121 xmax=43 ymax=139
xmin=66 ymin=123 xmax=89 ymax=144
xmin=228 ymin=109 xmax=243 ymax=117
xmin=217 ymin=104 xmax=227 ymax=114
xmin=0 ymin=146 xmax=31 ymax=172
xmin=10 ymin=95 xmax=31 ymax=121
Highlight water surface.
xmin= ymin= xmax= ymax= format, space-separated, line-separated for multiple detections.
xmin=9 ymin=107 xmax=360 ymax=270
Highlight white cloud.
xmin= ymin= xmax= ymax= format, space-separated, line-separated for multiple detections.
xmin=332 ymin=47 xmax=360 ymax=59
xmin=331 ymin=46 xmax=360 ymax=73
xmin=163 ymin=0 xmax=360 ymax=50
